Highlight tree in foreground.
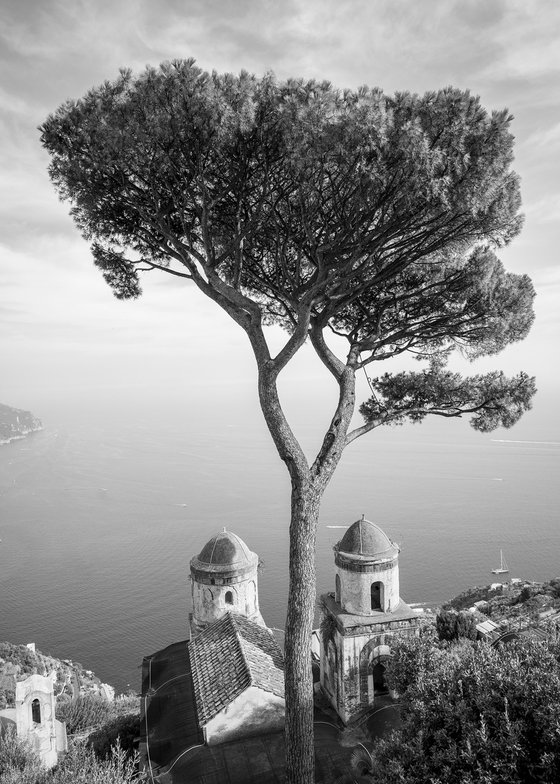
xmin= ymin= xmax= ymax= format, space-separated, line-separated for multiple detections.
xmin=40 ymin=61 xmax=535 ymax=784
xmin=371 ymin=635 xmax=560 ymax=784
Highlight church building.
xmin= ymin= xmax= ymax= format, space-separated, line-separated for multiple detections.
xmin=319 ymin=516 xmax=421 ymax=723
xmin=140 ymin=528 xmax=284 ymax=775
xmin=0 ymin=672 xmax=67 ymax=768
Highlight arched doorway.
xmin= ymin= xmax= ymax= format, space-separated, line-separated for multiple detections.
xmin=359 ymin=641 xmax=391 ymax=706
xmin=372 ymin=659 xmax=389 ymax=692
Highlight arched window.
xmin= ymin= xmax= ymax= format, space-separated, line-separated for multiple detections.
xmin=371 ymin=581 xmax=383 ymax=610
xmin=210 ymin=578 xmax=215 ymax=585
xmin=335 ymin=574 xmax=341 ymax=605
xmin=225 ymin=590 xmax=233 ymax=605
xmin=32 ymin=698 xmax=41 ymax=724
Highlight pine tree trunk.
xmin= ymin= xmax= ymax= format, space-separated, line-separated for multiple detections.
xmin=284 ymin=479 xmax=322 ymax=784
xmin=255 ymin=356 xmax=355 ymax=784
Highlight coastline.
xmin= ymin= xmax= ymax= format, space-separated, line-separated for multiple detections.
xmin=0 ymin=425 xmax=44 ymax=446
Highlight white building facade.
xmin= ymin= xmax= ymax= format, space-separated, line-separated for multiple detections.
xmin=0 ymin=673 xmax=67 ymax=768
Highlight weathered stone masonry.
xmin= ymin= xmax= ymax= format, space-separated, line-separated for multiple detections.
xmin=319 ymin=516 xmax=421 ymax=723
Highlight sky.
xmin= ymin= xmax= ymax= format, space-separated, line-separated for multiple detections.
xmin=1 ymin=0 xmax=559 ymax=440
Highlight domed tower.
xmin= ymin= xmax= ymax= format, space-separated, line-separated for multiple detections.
xmin=335 ymin=516 xmax=400 ymax=615
xmin=189 ymin=528 xmax=265 ymax=638
xmin=319 ymin=515 xmax=421 ymax=724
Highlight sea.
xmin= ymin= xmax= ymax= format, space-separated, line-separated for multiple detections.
xmin=1 ymin=389 xmax=559 ymax=693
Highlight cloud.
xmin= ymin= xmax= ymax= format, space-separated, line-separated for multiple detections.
xmin=523 ymin=121 xmax=560 ymax=150
xmin=0 ymin=0 xmax=558 ymax=402
xmin=473 ymin=0 xmax=560 ymax=81
xmin=524 ymin=194 xmax=560 ymax=224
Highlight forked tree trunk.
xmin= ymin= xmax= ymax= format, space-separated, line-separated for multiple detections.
xmin=284 ymin=480 xmax=322 ymax=784
xmin=255 ymin=352 xmax=355 ymax=784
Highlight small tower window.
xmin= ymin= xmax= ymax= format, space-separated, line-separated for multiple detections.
xmin=225 ymin=590 xmax=233 ymax=605
xmin=335 ymin=574 xmax=341 ymax=605
xmin=31 ymin=698 xmax=41 ymax=724
xmin=371 ymin=581 xmax=382 ymax=610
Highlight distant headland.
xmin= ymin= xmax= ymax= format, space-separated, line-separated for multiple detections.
xmin=0 ymin=403 xmax=43 ymax=445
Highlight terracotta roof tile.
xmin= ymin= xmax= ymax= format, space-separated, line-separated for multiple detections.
xmin=189 ymin=613 xmax=284 ymax=724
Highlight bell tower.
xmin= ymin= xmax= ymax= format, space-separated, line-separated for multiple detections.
xmin=189 ymin=528 xmax=265 ymax=638
xmin=319 ymin=516 xmax=421 ymax=723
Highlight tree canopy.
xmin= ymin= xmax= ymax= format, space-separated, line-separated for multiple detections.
xmin=372 ymin=635 xmax=560 ymax=784
xmin=40 ymin=60 xmax=536 ymax=784
xmin=41 ymin=62 xmax=535 ymax=427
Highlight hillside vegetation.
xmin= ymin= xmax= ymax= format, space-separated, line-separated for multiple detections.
xmin=368 ymin=634 xmax=560 ymax=784
xmin=443 ymin=577 xmax=560 ymax=629
xmin=0 ymin=643 xmax=143 ymax=784
xmin=0 ymin=643 xmax=114 ymax=711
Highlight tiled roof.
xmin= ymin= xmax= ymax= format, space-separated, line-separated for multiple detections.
xmin=189 ymin=613 xmax=284 ymax=724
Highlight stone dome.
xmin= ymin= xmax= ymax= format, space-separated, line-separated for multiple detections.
xmin=337 ymin=517 xmax=399 ymax=560
xmin=191 ymin=529 xmax=258 ymax=576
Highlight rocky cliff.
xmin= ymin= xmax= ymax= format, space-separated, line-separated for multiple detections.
xmin=0 ymin=403 xmax=43 ymax=444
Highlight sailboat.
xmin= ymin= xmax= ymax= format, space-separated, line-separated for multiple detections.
xmin=491 ymin=550 xmax=509 ymax=575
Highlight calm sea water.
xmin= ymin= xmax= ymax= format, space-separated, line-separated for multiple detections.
xmin=1 ymin=392 xmax=559 ymax=692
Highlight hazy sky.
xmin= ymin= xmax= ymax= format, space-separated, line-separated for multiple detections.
xmin=1 ymin=0 xmax=559 ymax=438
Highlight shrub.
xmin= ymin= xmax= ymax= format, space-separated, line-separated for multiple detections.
xmin=0 ymin=643 xmax=44 ymax=676
xmin=546 ymin=579 xmax=560 ymax=599
xmin=0 ymin=733 xmax=148 ymax=784
xmin=56 ymin=695 xmax=112 ymax=734
xmin=436 ymin=609 xmax=458 ymax=641
xmin=372 ymin=637 xmax=560 ymax=784
xmin=436 ymin=609 xmax=478 ymax=641
xmin=517 ymin=585 xmax=535 ymax=604
xmin=48 ymin=741 xmax=148 ymax=784
xmin=455 ymin=610 xmax=478 ymax=639
xmin=109 ymin=694 xmax=141 ymax=719
xmin=0 ymin=728 xmax=46 ymax=783
xmin=88 ymin=714 xmax=140 ymax=760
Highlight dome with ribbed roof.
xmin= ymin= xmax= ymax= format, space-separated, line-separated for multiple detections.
xmin=191 ymin=529 xmax=258 ymax=577
xmin=337 ymin=517 xmax=398 ymax=560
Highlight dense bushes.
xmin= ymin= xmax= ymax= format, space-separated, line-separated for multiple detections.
xmin=372 ymin=636 xmax=560 ymax=784
xmin=436 ymin=609 xmax=478 ymax=641
xmin=88 ymin=714 xmax=140 ymax=761
xmin=55 ymin=693 xmax=140 ymax=735
xmin=544 ymin=578 xmax=560 ymax=599
xmin=0 ymin=729 xmax=45 ymax=783
xmin=0 ymin=731 xmax=147 ymax=784
xmin=0 ymin=645 xmax=45 ymax=678
xmin=55 ymin=695 xmax=112 ymax=734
